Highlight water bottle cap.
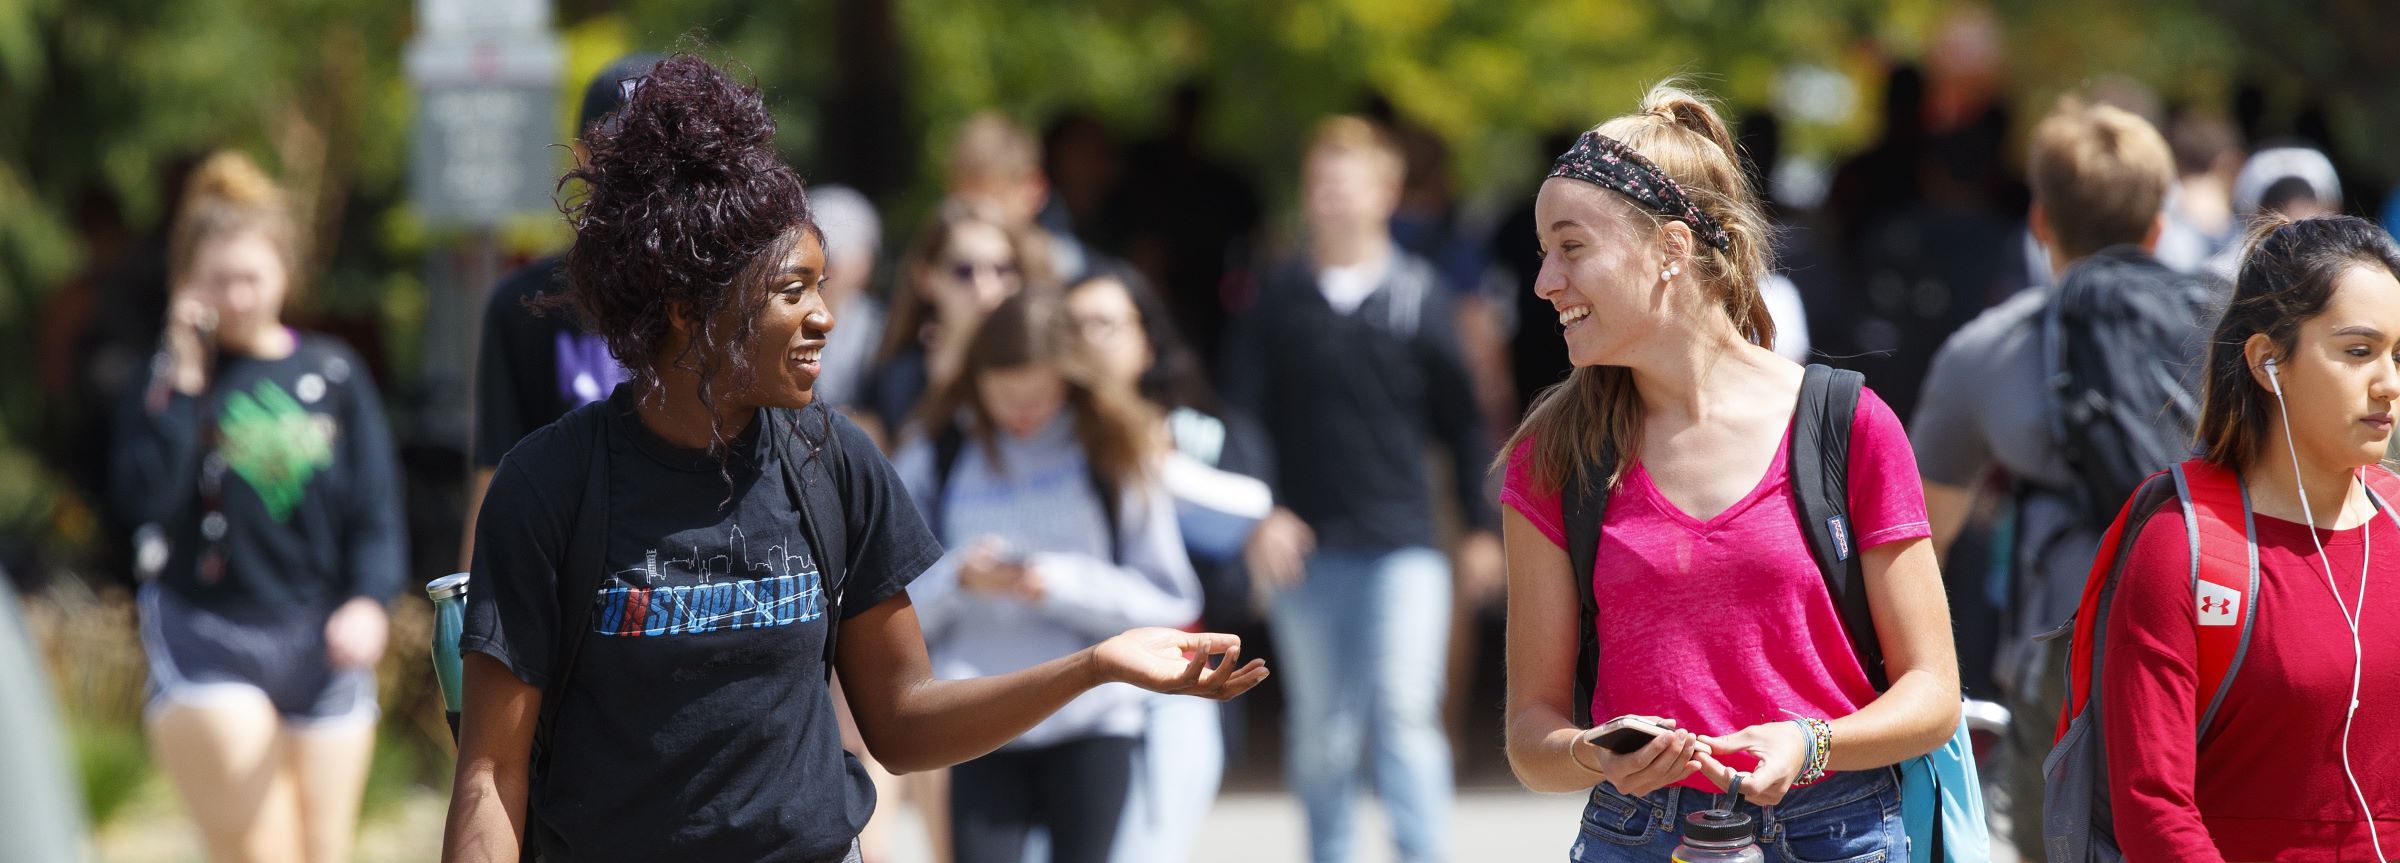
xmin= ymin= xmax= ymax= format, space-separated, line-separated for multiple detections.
xmin=427 ymin=572 xmax=471 ymax=601
xmin=1681 ymin=808 xmax=1758 ymax=845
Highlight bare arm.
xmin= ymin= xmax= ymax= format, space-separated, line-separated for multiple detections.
xmin=1823 ymin=537 xmax=1963 ymax=766
xmin=835 ymin=592 xmax=1267 ymax=775
xmin=1500 ymin=509 xmax=1708 ymax=795
xmin=1501 ymin=508 xmax=1609 ymax=793
xmin=441 ymin=654 xmax=540 ymax=863
xmin=1922 ymin=480 xmax=1975 ymax=563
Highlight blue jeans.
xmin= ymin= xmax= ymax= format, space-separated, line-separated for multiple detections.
xmin=1568 ymin=767 xmax=1908 ymax=863
xmin=1267 ymin=546 xmax=1453 ymax=863
xmin=1110 ymin=692 xmax=1225 ymax=863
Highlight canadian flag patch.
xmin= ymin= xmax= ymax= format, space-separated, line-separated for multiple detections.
xmin=2196 ymin=581 xmax=2242 ymax=627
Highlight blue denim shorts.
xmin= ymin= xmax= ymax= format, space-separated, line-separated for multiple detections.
xmin=1567 ymin=767 xmax=1907 ymax=863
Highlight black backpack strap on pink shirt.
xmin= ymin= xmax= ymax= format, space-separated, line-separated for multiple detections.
xmin=1561 ymin=364 xmax=1870 ymax=730
xmin=1560 ymin=439 xmax=1616 ymax=730
xmin=1789 ymin=363 xmax=1882 ymax=690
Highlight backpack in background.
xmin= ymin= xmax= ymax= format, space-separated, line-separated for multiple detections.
xmin=2041 ymin=247 xmax=2221 ymax=528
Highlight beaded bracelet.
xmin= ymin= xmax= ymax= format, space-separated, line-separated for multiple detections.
xmin=1782 ymin=712 xmax=1833 ymax=785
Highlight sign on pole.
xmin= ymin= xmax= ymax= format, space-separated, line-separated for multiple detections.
xmin=405 ymin=0 xmax=562 ymax=227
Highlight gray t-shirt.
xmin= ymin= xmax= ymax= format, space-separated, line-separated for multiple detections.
xmin=1909 ymin=289 xmax=2100 ymax=652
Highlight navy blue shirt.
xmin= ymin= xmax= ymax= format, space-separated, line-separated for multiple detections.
xmin=112 ymin=333 xmax=405 ymax=610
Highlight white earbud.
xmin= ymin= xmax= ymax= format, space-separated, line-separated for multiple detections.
xmin=2265 ymin=350 xmax=2388 ymax=863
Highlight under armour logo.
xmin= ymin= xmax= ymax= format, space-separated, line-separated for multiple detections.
xmin=2197 ymin=582 xmax=2241 ymax=626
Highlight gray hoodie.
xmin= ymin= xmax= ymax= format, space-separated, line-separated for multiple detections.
xmin=895 ymin=412 xmax=1201 ymax=749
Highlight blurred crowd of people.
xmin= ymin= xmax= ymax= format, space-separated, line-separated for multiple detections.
xmin=21 ymin=30 xmax=2400 ymax=863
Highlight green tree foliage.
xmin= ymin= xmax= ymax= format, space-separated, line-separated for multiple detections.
xmin=1 ymin=0 xmax=415 ymax=562
xmin=6 ymin=0 xmax=2396 ymax=570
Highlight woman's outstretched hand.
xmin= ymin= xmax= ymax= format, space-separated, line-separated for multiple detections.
xmin=1089 ymin=628 xmax=1269 ymax=700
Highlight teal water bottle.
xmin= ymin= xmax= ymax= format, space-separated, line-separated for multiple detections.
xmin=427 ymin=572 xmax=470 ymax=741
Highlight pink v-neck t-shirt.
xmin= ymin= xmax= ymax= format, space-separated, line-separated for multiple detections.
xmin=1501 ymin=386 xmax=1931 ymax=789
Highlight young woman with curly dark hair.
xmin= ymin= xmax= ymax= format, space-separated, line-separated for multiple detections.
xmin=440 ymin=54 xmax=1266 ymax=863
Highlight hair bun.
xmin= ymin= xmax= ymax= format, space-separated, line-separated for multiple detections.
xmin=1641 ymin=84 xmax=1739 ymax=166
xmin=181 ymin=151 xmax=284 ymax=211
xmin=589 ymin=54 xmax=780 ymax=187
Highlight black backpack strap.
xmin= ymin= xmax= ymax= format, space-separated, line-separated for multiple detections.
xmin=931 ymin=421 xmax=1121 ymax=565
xmin=777 ymin=405 xmax=850 ymax=679
xmin=1086 ymin=463 xmax=1125 ymax=567
xmin=535 ymin=406 xmax=612 ymax=785
xmin=1561 ymin=445 xmax=1616 ymax=729
xmin=930 ymin=423 xmax=966 ymax=542
xmin=1789 ymin=364 xmax=1883 ymax=690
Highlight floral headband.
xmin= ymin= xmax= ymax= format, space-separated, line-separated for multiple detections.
xmin=1547 ymin=130 xmax=1731 ymax=252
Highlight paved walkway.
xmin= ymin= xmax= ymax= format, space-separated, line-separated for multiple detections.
xmin=95 ymin=782 xmax=2021 ymax=862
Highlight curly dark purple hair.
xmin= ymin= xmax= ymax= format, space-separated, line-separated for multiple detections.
xmin=552 ymin=53 xmax=817 ymax=451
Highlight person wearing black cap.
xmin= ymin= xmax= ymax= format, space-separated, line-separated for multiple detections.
xmin=459 ymin=53 xmax=659 ymax=568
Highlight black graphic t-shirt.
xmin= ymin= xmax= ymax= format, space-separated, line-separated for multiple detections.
xmin=111 ymin=332 xmax=406 ymax=611
xmin=461 ymin=386 xmax=940 ymax=862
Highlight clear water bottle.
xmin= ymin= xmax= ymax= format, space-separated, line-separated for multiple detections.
xmin=427 ymin=572 xmax=470 ymax=742
xmin=1672 ymin=807 xmax=1765 ymax=863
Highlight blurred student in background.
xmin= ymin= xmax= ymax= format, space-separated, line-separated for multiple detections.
xmin=894 ymin=290 xmax=1205 ymax=863
xmin=115 ymin=150 xmax=405 ymax=863
xmin=1222 ymin=116 xmax=1502 ymax=863
xmin=865 ymin=210 xmax=1051 ymax=446
xmin=810 ymin=184 xmax=889 ymax=413
xmin=461 ymin=54 xmax=649 ymax=567
xmin=1064 ymin=265 xmax=1312 ymax=862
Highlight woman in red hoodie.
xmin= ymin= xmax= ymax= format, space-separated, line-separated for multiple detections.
xmin=2105 ymin=214 xmax=2400 ymax=862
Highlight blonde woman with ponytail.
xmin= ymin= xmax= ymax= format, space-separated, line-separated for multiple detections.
xmin=112 ymin=151 xmax=403 ymax=863
xmin=1497 ymin=86 xmax=1960 ymax=862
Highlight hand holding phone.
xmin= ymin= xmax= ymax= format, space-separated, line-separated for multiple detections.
xmin=1581 ymin=714 xmax=1677 ymax=754
xmin=162 ymin=295 xmax=220 ymax=396
xmin=1571 ymin=715 xmax=1709 ymax=796
xmin=958 ymin=536 xmax=1043 ymax=602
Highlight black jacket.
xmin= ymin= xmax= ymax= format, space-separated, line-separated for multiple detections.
xmin=1221 ymin=251 xmax=1497 ymax=553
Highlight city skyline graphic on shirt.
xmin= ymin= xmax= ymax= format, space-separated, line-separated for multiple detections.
xmin=592 ymin=524 xmax=824 ymax=637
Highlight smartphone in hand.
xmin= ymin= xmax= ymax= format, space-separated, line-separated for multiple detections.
xmin=1580 ymin=715 xmax=1675 ymax=755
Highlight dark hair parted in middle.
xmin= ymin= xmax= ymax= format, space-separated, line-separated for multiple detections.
xmin=555 ymin=53 xmax=817 ymax=431
xmin=2195 ymin=214 xmax=2400 ymax=470
xmin=915 ymin=290 xmax=1160 ymax=493
xmin=1067 ymin=263 xmax=1221 ymax=414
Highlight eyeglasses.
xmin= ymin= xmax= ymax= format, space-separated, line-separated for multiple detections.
xmin=1070 ymin=315 xmax=1133 ymax=340
xmin=944 ymin=259 xmax=1020 ymax=283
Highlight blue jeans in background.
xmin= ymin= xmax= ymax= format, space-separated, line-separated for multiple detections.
xmin=1568 ymin=767 xmax=1909 ymax=863
xmin=1267 ymin=546 xmax=1454 ymax=863
xmin=1110 ymin=691 xmax=1226 ymax=863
